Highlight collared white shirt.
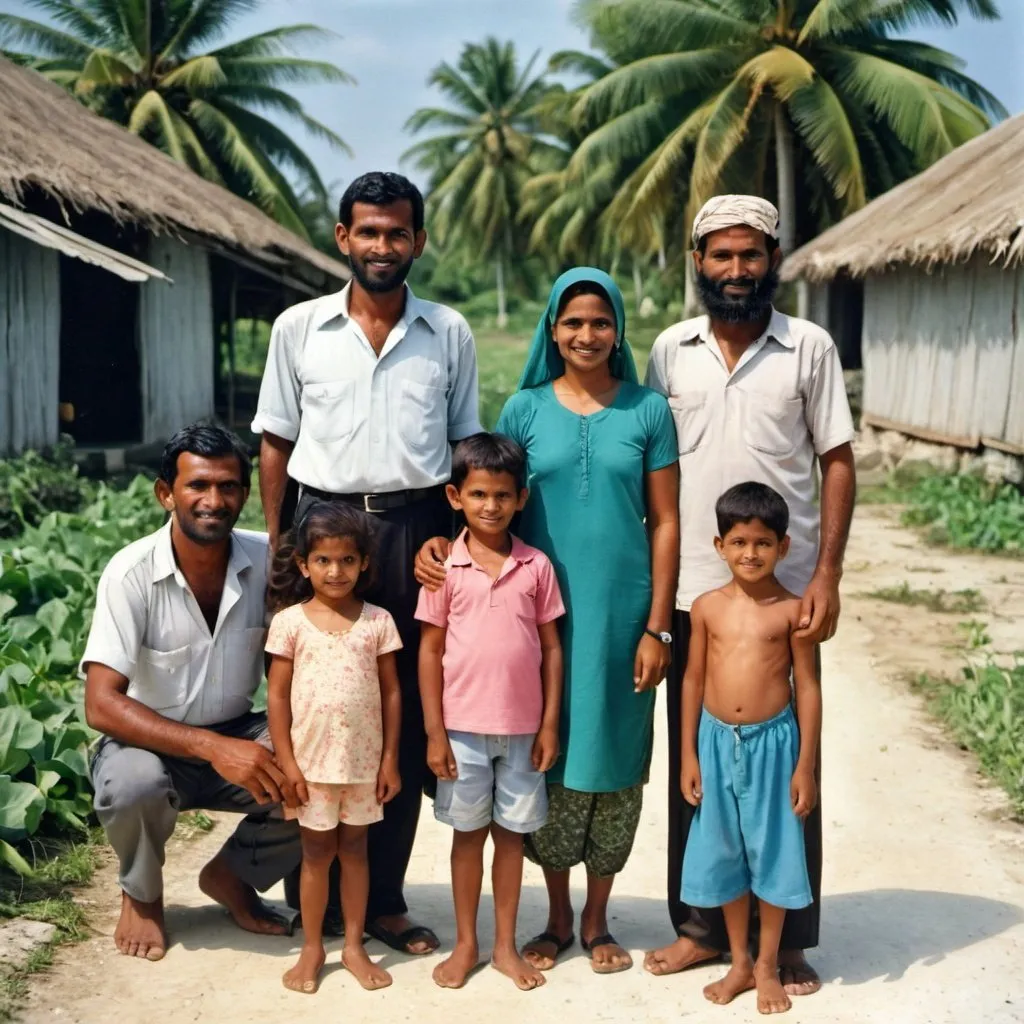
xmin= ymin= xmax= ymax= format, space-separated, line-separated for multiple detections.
xmin=81 ymin=523 xmax=270 ymax=727
xmin=645 ymin=308 xmax=855 ymax=610
xmin=250 ymin=283 xmax=482 ymax=494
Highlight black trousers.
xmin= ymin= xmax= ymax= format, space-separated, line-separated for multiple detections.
xmin=282 ymin=485 xmax=452 ymax=921
xmin=666 ymin=610 xmax=822 ymax=951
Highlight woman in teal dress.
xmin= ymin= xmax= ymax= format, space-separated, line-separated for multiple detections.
xmin=416 ymin=268 xmax=679 ymax=974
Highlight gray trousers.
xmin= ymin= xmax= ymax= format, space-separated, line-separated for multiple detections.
xmin=90 ymin=712 xmax=301 ymax=904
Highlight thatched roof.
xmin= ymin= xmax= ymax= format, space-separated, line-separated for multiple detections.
xmin=0 ymin=57 xmax=348 ymax=284
xmin=783 ymin=113 xmax=1024 ymax=282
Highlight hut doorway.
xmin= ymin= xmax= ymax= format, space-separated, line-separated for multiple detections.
xmin=58 ymin=253 xmax=142 ymax=445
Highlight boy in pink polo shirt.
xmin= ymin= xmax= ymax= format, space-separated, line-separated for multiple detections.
xmin=417 ymin=433 xmax=564 ymax=993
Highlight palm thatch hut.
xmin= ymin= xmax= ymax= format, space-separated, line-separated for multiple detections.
xmin=0 ymin=57 xmax=348 ymax=459
xmin=783 ymin=113 xmax=1024 ymax=474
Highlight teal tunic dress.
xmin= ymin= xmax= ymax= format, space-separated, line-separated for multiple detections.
xmin=497 ymin=380 xmax=678 ymax=793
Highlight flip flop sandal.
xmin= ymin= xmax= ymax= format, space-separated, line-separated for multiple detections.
xmin=365 ymin=921 xmax=439 ymax=955
xmin=582 ymin=933 xmax=633 ymax=975
xmin=523 ymin=931 xmax=575 ymax=969
xmin=252 ymin=901 xmax=298 ymax=937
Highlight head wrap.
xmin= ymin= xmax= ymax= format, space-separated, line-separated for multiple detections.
xmin=691 ymin=194 xmax=780 ymax=247
xmin=516 ymin=266 xmax=638 ymax=391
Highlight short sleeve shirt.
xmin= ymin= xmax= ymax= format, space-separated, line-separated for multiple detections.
xmin=645 ymin=308 xmax=855 ymax=609
xmin=266 ymin=602 xmax=402 ymax=784
xmin=414 ymin=532 xmax=565 ymax=735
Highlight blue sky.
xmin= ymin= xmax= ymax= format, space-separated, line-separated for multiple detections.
xmin=4 ymin=0 xmax=1023 ymax=199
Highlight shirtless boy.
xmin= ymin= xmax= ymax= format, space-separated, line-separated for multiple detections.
xmin=680 ymin=481 xmax=822 ymax=1015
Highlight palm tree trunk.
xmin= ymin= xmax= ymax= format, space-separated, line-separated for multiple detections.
xmin=632 ymin=261 xmax=643 ymax=311
xmin=774 ymin=103 xmax=796 ymax=254
xmin=495 ymin=251 xmax=508 ymax=329
xmin=683 ymin=256 xmax=699 ymax=318
xmin=658 ymin=244 xmax=667 ymax=271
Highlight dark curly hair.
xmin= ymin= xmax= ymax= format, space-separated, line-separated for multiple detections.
xmin=267 ymin=502 xmax=377 ymax=613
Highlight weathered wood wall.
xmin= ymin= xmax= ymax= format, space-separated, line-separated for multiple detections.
xmin=862 ymin=259 xmax=1024 ymax=454
xmin=0 ymin=231 xmax=60 ymax=455
xmin=139 ymin=235 xmax=215 ymax=443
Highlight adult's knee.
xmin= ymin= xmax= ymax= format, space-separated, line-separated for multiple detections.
xmin=92 ymin=747 xmax=175 ymax=820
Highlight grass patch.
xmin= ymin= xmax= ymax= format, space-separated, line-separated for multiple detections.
xmin=0 ymin=831 xmax=102 ymax=1021
xmin=865 ymin=582 xmax=986 ymax=614
xmin=174 ymin=811 xmax=215 ymax=841
xmin=913 ymin=654 xmax=1024 ymax=820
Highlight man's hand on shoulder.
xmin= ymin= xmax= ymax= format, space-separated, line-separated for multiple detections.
xmin=795 ymin=569 xmax=841 ymax=643
xmin=414 ymin=536 xmax=451 ymax=590
xmin=206 ymin=735 xmax=291 ymax=806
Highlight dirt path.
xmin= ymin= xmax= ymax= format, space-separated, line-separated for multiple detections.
xmin=19 ymin=506 xmax=1024 ymax=1023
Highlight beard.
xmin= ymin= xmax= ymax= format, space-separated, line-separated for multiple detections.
xmin=697 ymin=268 xmax=779 ymax=323
xmin=348 ymin=250 xmax=415 ymax=294
xmin=175 ymin=509 xmax=235 ymax=546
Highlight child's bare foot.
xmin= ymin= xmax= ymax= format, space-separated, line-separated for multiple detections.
xmin=491 ymin=946 xmax=546 ymax=991
xmin=704 ymin=957 xmax=756 ymax=1005
xmin=755 ymin=960 xmax=792 ymax=1014
xmin=341 ymin=946 xmax=392 ymax=990
xmin=114 ymin=892 xmax=167 ymax=961
xmin=432 ymin=941 xmax=481 ymax=989
xmin=282 ymin=944 xmax=326 ymax=994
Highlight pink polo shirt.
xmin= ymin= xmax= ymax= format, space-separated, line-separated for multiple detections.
xmin=415 ymin=531 xmax=565 ymax=735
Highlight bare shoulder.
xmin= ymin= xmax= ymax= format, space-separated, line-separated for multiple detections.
xmin=691 ymin=588 xmax=729 ymax=624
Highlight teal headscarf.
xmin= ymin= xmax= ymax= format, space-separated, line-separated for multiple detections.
xmin=516 ymin=266 xmax=639 ymax=390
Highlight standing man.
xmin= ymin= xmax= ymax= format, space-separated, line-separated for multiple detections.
xmin=251 ymin=171 xmax=481 ymax=955
xmin=84 ymin=423 xmax=301 ymax=963
xmin=642 ymin=196 xmax=856 ymax=995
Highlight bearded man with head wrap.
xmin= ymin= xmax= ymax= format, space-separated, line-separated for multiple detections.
xmin=642 ymin=195 xmax=857 ymax=996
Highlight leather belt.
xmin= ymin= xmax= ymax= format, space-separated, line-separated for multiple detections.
xmin=300 ymin=483 xmax=445 ymax=515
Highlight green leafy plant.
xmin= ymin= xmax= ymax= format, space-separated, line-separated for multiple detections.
xmin=865 ymin=582 xmax=985 ymax=614
xmin=902 ymin=474 xmax=1024 ymax=554
xmin=0 ymin=444 xmax=94 ymax=539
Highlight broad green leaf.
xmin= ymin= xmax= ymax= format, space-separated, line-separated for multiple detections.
xmin=0 ymin=594 xmax=17 ymax=621
xmin=35 ymin=768 xmax=62 ymax=796
xmin=0 ymin=838 xmax=34 ymax=876
xmin=0 ymin=776 xmax=46 ymax=840
xmin=36 ymin=598 xmax=71 ymax=639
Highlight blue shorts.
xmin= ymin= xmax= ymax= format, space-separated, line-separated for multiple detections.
xmin=682 ymin=705 xmax=812 ymax=911
xmin=434 ymin=731 xmax=547 ymax=834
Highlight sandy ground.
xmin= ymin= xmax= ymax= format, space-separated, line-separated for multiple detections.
xmin=19 ymin=505 xmax=1024 ymax=1024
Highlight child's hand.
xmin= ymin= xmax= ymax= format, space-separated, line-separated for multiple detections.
xmin=531 ymin=725 xmax=560 ymax=773
xmin=376 ymin=754 xmax=402 ymax=804
xmin=281 ymin=764 xmax=308 ymax=809
xmin=426 ymin=732 xmax=458 ymax=781
xmin=680 ymin=753 xmax=702 ymax=806
xmin=791 ymin=765 xmax=817 ymax=819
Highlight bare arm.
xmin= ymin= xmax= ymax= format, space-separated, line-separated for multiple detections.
xmin=376 ymin=651 xmax=402 ymax=802
xmin=418 ymin=623 xmax=456 ymax=780
xmin=790 ymin=634 xmax=822 ymax=818
xmin=266 ymin=654 xmax=307 ymax=808
xmin=532 ymin=619 xmax=563 ymax=772
xmin=259 ymin=431 xmax=294 ymax=551
xmin=679 ymin=601 xmax=708 ymax=805
xmin=645 ymin=462 xmax=680 ymax=634
xmin=797 ymin=442 xmax=856 ymax=641
xmin=85 ymin=663 xmax=289 ymax=805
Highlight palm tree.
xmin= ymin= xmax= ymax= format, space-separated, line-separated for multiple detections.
xmin=0 ymin=0 xmax=353 ymax=238
xmin=566 ymin=0 xmax=1006 ymax=254
xmin=403 ymin=37 xmax=560 ymax=326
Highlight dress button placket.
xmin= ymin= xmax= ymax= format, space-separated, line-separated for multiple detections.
xmin=579 ymin=416 xmax=590 ymax=500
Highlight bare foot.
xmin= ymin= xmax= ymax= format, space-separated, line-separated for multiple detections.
xmin=778 ymin=949 xmax=821 ymax=996
xmin=341 ymin=945 xmax=392 ymax=990
xmin=492 ymin=945 xmax=546 ymax=991
xmin=371 ymin=913 xmax=439 ymax=954
xmin=755 ymin=960 xmax=792 ymax=1014
xmin=198 ymin=855 xmax=289 ymax=936
xmin=282 ymin=944 xmax=326 ymax=994
xmin=432 ymin=942 xmax=480 ymax=989
xmin=522 ymin=930 xmax=573 ymax=971
xmin=643 ymin=935 xmax=719 ymax=976
xmin=114 ymin=891 xmax=167 ymax=961
xmin=582 ymin=933 xmax=633 ymax=975
xmin=704 ymin=957 xmax=756 ymax=1005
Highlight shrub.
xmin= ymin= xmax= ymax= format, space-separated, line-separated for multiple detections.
xmin=0 ymin=444 xmax=95 ymax=539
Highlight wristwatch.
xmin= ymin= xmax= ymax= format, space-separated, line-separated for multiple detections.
xmin=645 ymin=628 xmax=672 ymax=645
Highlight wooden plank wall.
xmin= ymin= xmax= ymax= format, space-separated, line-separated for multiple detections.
xmin=0 ymin=231 xmax=60 ymax=455
xmin=862 ymin=259 xmax=1024 ymax=453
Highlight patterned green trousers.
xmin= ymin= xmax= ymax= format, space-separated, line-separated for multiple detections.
xmin=525 ymin=782 xmax=644 ymax=879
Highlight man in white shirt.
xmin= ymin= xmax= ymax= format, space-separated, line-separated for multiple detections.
xmin=642 ymin=196 xmax=856 ymax=996
xmin=84 ymin=423 xmax=302 ymax=963
xmin=252 ymin=171 xmax=482 ymax=955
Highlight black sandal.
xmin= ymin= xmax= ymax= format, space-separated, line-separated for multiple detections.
xmin=365 ymin=920 xmax=439 ymax=955
xmin=581 ymin=933 xmax=632 ymax=975
xmin=523 ymin=930 xmax=575 ymax=969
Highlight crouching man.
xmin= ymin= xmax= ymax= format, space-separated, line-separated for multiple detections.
xmin=83 ymin=423 xmax=301 ymax=961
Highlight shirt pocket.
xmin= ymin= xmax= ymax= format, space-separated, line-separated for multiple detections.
xmin=399 ymin=379 xmax=447 ymax=453
xmin=131 ymin=644 xmax=191 ymax=712
xmin=301 ymin=379 xmax=355 ymax=442
xmin=221 ymin=627 xmax=266 ymax=704
xmin=667 ymin=391 xmax=710 ymax=456
xmin=742 ymin=392 xmax=804 ymax=457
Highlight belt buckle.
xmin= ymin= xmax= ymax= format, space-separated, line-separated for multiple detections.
xmin=363 ymin=492 xmax=385 ymax=514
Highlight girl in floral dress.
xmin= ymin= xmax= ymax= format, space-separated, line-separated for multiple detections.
xmin=266 ymin=502 xmax=402 ymax=994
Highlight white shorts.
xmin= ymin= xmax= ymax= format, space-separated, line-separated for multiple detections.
xmin=284 ymin=781 xmax=382 ymax=830
xmin=434 ymin=731 xmax=548 ymax=834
